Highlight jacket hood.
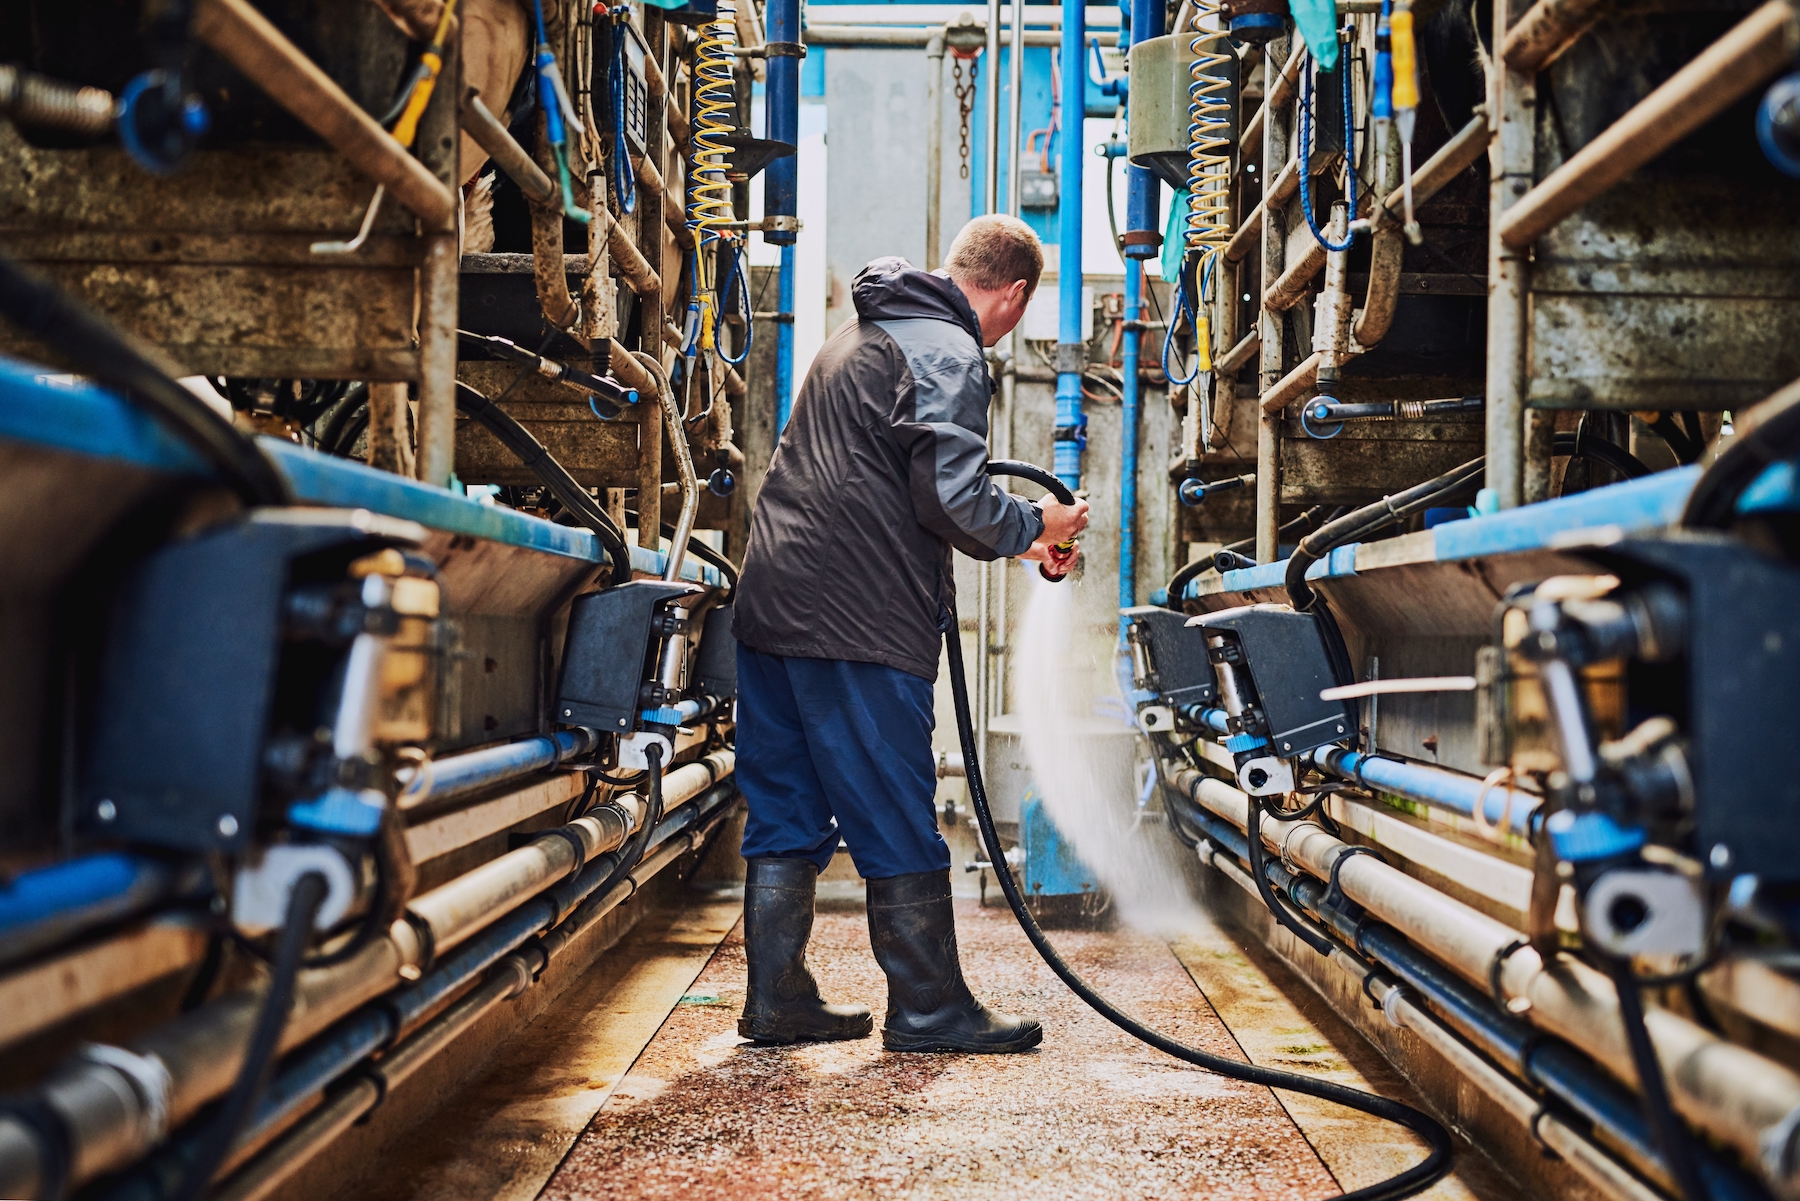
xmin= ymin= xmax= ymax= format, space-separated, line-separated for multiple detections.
xmin=851 ymin=257 xmax=983 ymax=346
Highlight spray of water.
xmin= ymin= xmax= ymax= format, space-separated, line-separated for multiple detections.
xmin=1013 ymin=574 xmax=1205 ymax=935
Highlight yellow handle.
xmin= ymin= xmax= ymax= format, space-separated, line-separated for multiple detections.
xmin=1194 ymin=306 xmax=1214 ymax=374
xmin=1391 ymin=6 xmax=1419 ymax=112
xmin=390 ymin=51 xmax=442 ymax=149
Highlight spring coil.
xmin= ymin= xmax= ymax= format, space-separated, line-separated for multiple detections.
xmin=1183 ymin=11 xmax=1234 ymax=267
xmin=688 ymin=0 xmax=737 ymax=249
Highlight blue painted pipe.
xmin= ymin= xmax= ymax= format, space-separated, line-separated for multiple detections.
xmin=0 ymin=852 xmax=200 ymax=966
xmin=1123 ymin=0 xmax=1163 ymax=259
xmin=99 ymin=781 xmax=743 ymax=1201
xmin=1189 ymin=706 xmax=1231 ymax=733
xmin=1054 ymin=0 xmax=1087 ymax=493
xmin=422 ymin=728 xmax=598 ymax=806
xmin=1314 ymin=747 xmax=1540 ymax=835
xmin=1119 ymin=258 xmax=1140 ymax=626
xmin=766 ymin=0 xmax=799 ymax=435
xmin=776 ymin=245 xmax=796 ymax=433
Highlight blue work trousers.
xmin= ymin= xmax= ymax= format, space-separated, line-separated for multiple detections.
xmin=736 ymin=645 xmax=949 ymax=879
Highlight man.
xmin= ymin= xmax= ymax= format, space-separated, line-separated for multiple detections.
xmin=731 ymin=215 xmax=1090 ymax=1054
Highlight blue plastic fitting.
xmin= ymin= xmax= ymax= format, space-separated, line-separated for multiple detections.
xmin=1545 ymin=809 xmax=1648 ymax=863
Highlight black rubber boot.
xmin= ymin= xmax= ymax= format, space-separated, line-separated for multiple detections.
xmin=737 ymin=857 xmax=874 ymax=1044
xmin=866 ymin=869 xmax=1044 ymax=1053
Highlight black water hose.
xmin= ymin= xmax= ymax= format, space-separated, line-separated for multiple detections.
xmin=984 ymin=459 xmax=1079 ymax=583
xmin=1553 ymin=430 xmax=1650 ymax=483
xmin=1606 ymin=958 xmax=1711 ymax=1201
xmin=170 ymin=872 xmax=329 ymax=1201
xmin=943 ymin=617 xmax=1453 ymax=1199
xmin=1286 ymin=458 xmax=1486 ymax=615
xmin=1162 ymin=505 xmax=1346 ymax=609
xmin=454 ymin=382 xmax=633 ymax=586
xmin=962 ymin=462 xmax=1454 ymax=1200
xmin=0 ymin=253 xmax=290 ymax=508
xmin=1684 ymin=378 xmax=1800 ymax=529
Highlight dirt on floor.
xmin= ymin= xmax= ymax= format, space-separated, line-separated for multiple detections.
xmin=541 ymin=898 xmax=1345 ymax=1201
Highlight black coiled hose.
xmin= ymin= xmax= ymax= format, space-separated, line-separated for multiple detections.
xmin=958 ymin=463 xmax=1455 ymax=1201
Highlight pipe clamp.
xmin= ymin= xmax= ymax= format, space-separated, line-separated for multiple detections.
xmin=75 ymin=1044 xmax=173 ymax=1147
xmin=763 ymin=41 xmax=807 ymax=57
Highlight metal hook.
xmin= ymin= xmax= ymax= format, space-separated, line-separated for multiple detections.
xmin=311 ymin=185 xmax=386 ymax=256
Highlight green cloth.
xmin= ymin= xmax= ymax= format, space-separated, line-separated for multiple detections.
xmin=1291 ymin=0 xmax=1340 ymax=70
xmin=1161 ymin=188 xmax=1188 ymax=284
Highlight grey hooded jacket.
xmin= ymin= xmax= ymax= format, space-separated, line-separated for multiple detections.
xmin=732 ymin=258 xmax=1044 ymax=680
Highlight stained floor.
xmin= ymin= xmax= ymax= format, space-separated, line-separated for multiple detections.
xmin=538 ymin=898 xmax=1439 ymax=1201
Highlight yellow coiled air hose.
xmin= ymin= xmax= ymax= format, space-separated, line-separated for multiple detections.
xmin=687 ymin=0 xmax=739 ymax=356
xmin=1183 ymin=4 xmax=1234 ymax=371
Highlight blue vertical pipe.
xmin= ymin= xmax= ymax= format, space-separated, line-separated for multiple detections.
xmin=776 ymin=245 xmax=796 ymax=431
xmin=1123 ymin=0 xmax=1165 ymax=251
xmin=1119 ymin=258 xmax=1140 ymax=618
xmin=1053 ymin=0 xmax=1086 ymax=492
xmin=766 ymin=0 xmax=800 ymax=434
xmin=1118 ymin=0 xmax=1162 ymax=624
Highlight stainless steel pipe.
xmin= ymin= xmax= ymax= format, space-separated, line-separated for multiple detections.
xmin=1174 ymin=765 xmax=1800 ymax=1196
xmin=0 ymin=752 xmax=734 ymax=1197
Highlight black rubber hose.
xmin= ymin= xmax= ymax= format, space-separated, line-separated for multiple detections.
xmin=453 ymin=382 xmax=633 ymax=586
xmin=316 ymin=382 xmax=369 ymax=452
xmin=1161 ymin=506 xmax=1343 ymax=610
xmin=0 ymin=253 xmax=290 ymax=507
xmin=170 ymin=872 xmax=329 ymax=1201
xmin=1286 ymin=457 xmax=1486 ymax=614
xmin=1683 ymin=379 xmax=1800 ymax=529
xmin=1605 ymin=957 xmax=1711 ymax=1201
xmin=1246 ymin=799 xmax=1338 ymax=957
xmin=1553 ymin=431 xmax=1650 ymax=482
xmin=943 ymin=615 xmax=1454 ymax=1200
xmin=985 ymin=458 xmax=1076 ymax=506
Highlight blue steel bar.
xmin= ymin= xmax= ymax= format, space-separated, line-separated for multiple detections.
xmin=0 ymin=852 xmax=200 ymax=966
xmin=1313 ymin=747 xmax=1540 ymax=834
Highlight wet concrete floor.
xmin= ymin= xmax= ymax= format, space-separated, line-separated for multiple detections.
xmin=345 ymin=886 xmax=1511 ymax=1201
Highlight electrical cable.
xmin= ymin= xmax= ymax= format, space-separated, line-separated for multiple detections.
xmin=453 ymin=382 xmax=633 ymax=585
xmin=943 ymin=598 xmax=1453 ymax=1201
xmin=0 ymin=253 xmax=290 ymax=507
xmin=169 ymin=872 xmax=329 ymax=1201
xmin=717 ymin=245 xmax=753 ymax=368
xmin=1298 ymin=45 xmax=1359 ymax=253
xmin=1604 ymin=956 xmax=1712 ymax=1201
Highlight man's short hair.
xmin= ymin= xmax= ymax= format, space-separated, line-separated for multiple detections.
xmin=946 ymin=214 xmax=1043 ymax=298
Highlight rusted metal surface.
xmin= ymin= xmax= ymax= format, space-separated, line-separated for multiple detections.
xmin=1497 ymin=0 xmax=1798 ymax=253
xmin=1501 ymin=0 xmax=1612 ymax=74
xmin=1528 ymin=178 xmax=1800 ymax=410
xmin=453 ymin=363 xmax=647 ymax=487
xmin=543 ymin=900 xmax=1346 ymax=1200
xmin=192 ymin=0 xmax=457 ymax=227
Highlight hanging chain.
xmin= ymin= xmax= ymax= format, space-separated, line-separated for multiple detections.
xmin=952 ymin=55 xmax=977 ymax=181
